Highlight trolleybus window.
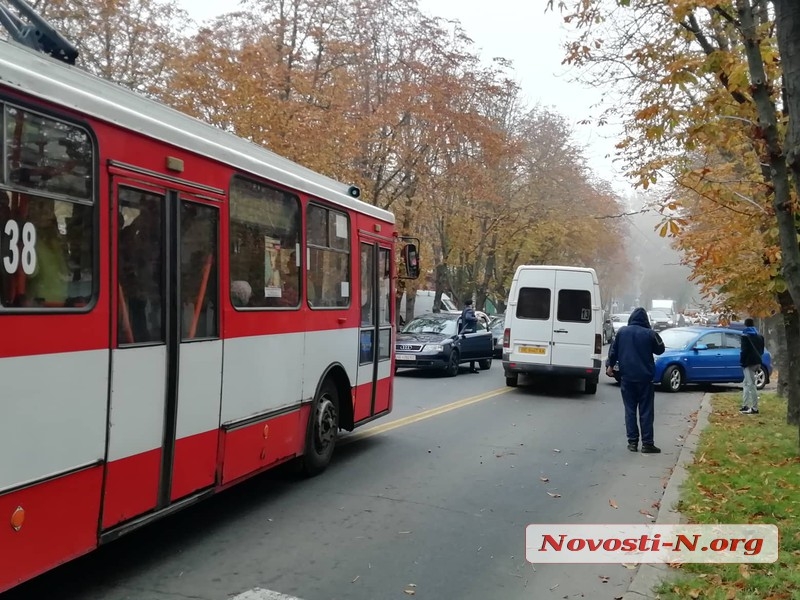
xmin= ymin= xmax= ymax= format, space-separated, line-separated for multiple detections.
xmin=180 ymin=201 xmax=219 ymax=339
xmin=307 ymin=203 xmax=350 ymax=308
xmin=117 ymin=188 xmax=164 ymax=344
xmin=378 ymin=247 xmax=392 ymax=360
xmin=359 ymin=242 xmax=375 ymax=364
xmin=0 ymin=104 xmax=94 ymax=309
xmin=229 ymin=176 xmax=301 ymax=309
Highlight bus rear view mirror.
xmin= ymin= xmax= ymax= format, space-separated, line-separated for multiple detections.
xmin=402 ymin=243 xmax=420 ymax=279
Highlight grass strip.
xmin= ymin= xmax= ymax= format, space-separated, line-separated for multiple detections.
xmin=656 ymin=392 xmax=800 ymax=600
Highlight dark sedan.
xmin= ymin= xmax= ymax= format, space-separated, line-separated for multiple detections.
xmin=395 ymin=313 xmax=494 ymax=376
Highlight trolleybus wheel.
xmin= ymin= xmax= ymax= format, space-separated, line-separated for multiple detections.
xmin=302 ymin=378 xmax=339 ymax=476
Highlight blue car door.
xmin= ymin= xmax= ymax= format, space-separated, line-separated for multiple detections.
xmin=722 ymin=332 xmax=745 ymax=383
xmin=684 ymin=332 xmax=725 ymax=381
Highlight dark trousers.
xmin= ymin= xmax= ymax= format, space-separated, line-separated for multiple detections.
xmin=620 ymin=379 xmax=655 ymax=445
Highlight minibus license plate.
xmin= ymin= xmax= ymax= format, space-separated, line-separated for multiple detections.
xmin=396 ymin=354 xmax=416 ymax=361
xmin=520 ymin=346 xmax=546 ymax=355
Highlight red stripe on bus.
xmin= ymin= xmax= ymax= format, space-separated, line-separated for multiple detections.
xmin=223 ymin=305 xmax=360 ymax=338
xmin=0 ymin=305 xmax=365 ymax=358
xmin=101 ymin=448 xmax=161 ymax=530
xmin=171 ymin=430 xmax=219 ymax=502
xmin=0 ymin=465 xmax=103 ymax=594
xmin=374 ymin=376 xmax=393 ymax=414
xmin=0 ymin=314 xmax=108 ymax=359
xmin=353 ymin=381 xmax=374 ymax=422
xmin=219 ymin=409 xmax=307 ymax=486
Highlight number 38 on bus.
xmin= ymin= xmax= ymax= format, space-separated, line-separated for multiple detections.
xmin=0 ymin=3 xmax=420 ymax=593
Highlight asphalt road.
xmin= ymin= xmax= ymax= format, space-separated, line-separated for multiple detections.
xmin=6 ymin=358 xmax=706 ymax=600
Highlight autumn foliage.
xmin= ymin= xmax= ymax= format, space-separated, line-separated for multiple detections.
xmin=551 ymin=0 xmax=795 ymax=317
xmin=16 ymin=0 xmax=632 ymax=313
xmin=553 ymin=0 xmax=800 ymax=431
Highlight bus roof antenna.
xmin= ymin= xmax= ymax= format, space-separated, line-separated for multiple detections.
xmin=0 ymin=0 xmax=78 ymax=65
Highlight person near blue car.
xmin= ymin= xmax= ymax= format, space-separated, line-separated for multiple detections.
xmin=739 ymin=318 xmax=765 ymax=415
xmin=605 ymin=307 xmax=666 ymax=453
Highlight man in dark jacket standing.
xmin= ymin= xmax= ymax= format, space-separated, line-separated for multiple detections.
xmin=739 ymin=318 xmax=765 ymax=415
xmin=606 ymin=308 xmax=666 ymax=453
xmin=460 ymin=299 xmax=479 ymax=373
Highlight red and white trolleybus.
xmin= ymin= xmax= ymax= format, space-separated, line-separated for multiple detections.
xmin=0 ymin=5 xmax=420 ymax=592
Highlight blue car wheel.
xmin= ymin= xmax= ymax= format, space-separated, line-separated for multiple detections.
xmin=661 ymin=365 xmax=683 ymax=393
xmin=754 ymin=365 xmax=767 ymax=390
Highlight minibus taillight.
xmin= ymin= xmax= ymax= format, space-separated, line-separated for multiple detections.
xmin=594 ymin=334 xmax=602 ymax=355
xmin=503 ymin=328 xmax=511 ymax=348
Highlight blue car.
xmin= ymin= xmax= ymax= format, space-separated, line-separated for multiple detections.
xmin=653 ymin=327 xmax=773 ymax=393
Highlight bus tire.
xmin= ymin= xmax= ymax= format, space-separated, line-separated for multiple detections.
xmin=301 ymin=377 xmax=339 ymax=477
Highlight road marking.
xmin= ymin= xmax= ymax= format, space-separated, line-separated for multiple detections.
xmin=341 ymin=386 xmax=512 ymax=445
xmin=229 ymin=589 xmax=306 ymax=600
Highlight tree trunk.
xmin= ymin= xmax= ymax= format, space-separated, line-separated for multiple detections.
xmin=782 ymin=305 xmax=800 ymax=426
xmin=764 ymin=312 xmax=788 ymax=398
xmin=774 ymin=0 xmax=800 ymax=204
xmin=738 ymin=1 xmax=800 ymax=308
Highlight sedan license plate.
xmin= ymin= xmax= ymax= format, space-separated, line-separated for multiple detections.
xmin=396 ymin=354 xmax=416 ymax=361
xmin=519 ymin=345 xmax=546 ymax=355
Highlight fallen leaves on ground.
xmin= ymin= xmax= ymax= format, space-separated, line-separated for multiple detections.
xmin=609 ymin=498 xmax=618 ymax=509
xmin=540 ymin=476 xmax=550 ymax=482
xmin=547 ymin=491 xmax=562 ymax=498
xmin=739 ymin=564 xmax=751 ymax=579
xmin=639 ymin=508 xmax=655 ymax=518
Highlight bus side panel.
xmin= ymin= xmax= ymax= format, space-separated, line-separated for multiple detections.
xmin=219 ymin=409 xmax=307 ymax=486
xmin=0 ymin=347 xmax=108 ymax=593
xmin=0 ymin=465 xmax=103 ymax=594
xmin=219 ymin=330 xmax=306 ymax=484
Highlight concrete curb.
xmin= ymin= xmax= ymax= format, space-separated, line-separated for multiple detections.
xmin=621 ymin=392 xmax=714 ymax=600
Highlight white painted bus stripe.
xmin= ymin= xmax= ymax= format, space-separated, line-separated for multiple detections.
xmin=229 ymin=589 xmax=307 ymax=600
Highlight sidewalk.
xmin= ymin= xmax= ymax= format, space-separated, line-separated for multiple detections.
xmin=620 ymin=378 xmax=781 ymax=599
xmin=620 ymin=391 xmax=713 ymax=599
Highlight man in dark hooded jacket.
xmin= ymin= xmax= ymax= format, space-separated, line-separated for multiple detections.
xmin=606 ymin=307 xmax=666 ymax=453
xmin=739 ymin=318 xmax=765 ymax=415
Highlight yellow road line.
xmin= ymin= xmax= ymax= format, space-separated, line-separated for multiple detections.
xmin=341 ymin=387 xmax=513 ymax=445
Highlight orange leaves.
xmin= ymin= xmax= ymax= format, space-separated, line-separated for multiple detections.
xmin=657 ymin=219 xmax=682 ymax=238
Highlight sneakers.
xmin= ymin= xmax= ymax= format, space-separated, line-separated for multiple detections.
xmin=627 ymin=442 xmax=638 ymax=452
xmin=641 ymin=444 xmax=661 ymax=454
xmin=741 ymin=407 xmax=759 ymax=414
xmin=739 ymin=406 xmax=749 ymax=413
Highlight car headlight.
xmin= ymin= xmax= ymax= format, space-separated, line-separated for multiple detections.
xmin=423 ymin=344 xmax=444 ymax=352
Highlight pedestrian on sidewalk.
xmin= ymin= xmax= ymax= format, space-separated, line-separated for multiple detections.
xmin=606 ymin=307 xmax=666 ymax=453
xmin=739 ymin=318 xmax=765 ymax=415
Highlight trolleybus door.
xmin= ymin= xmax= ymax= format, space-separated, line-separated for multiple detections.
xmin=354 ymin=238 xmax=393 ymax=422
xmin=103 ymin=175 xmax=221 ymax=531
